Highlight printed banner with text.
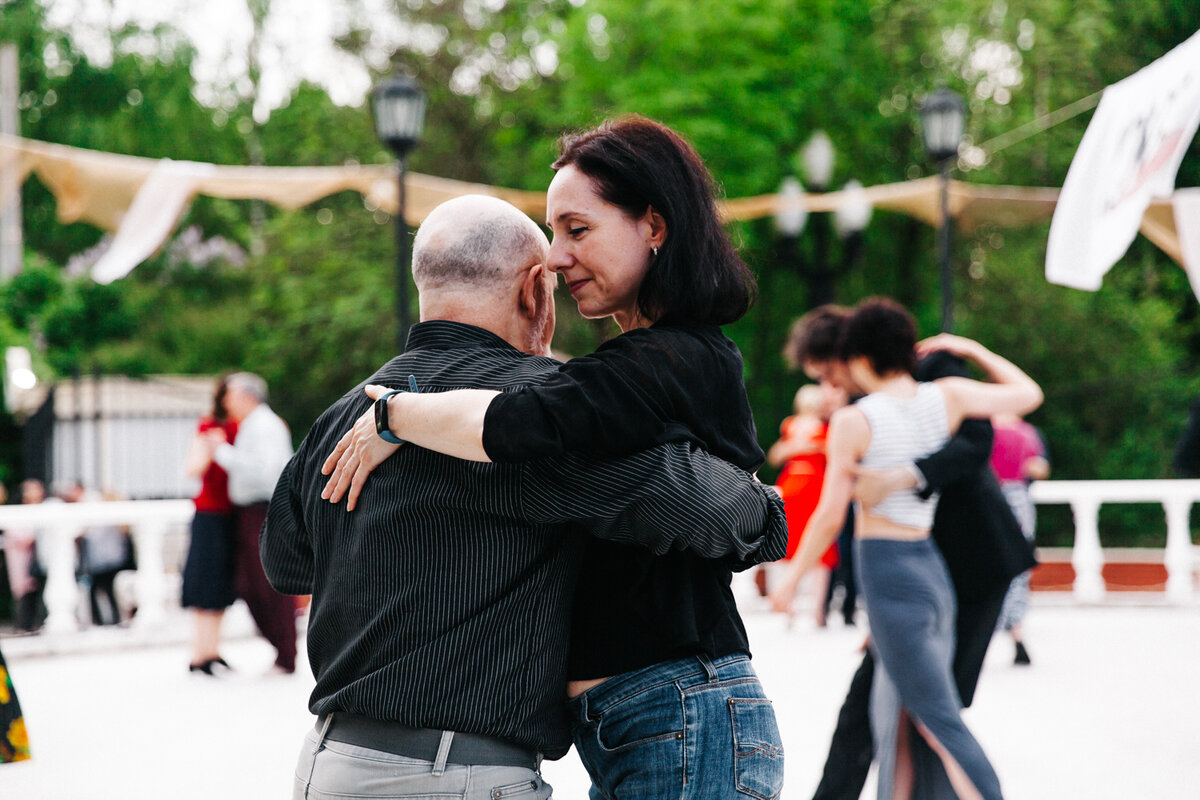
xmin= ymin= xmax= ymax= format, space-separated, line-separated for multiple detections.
xmin=1046 ymin=30 xmax=1200 ymax=290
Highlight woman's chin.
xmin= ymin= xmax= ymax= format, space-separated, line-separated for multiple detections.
xmin=572 ymin=302 xmax=610 ymax=321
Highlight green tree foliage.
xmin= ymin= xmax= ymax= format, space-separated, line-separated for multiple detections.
xmin=474 ymin=0 xmax=1200 ymax=546
xmin=237 ymin=202 xmax=397 ymax=434
xmin=3 ymin=0 xmax=1200 ymax=549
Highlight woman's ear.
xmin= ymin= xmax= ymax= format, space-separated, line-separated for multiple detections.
xmin=642 ymin=206 xmax=668 ymax=248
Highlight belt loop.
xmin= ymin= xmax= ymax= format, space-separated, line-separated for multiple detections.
xmin=698 ymin=654 xmax=718 ymax=682
xmin=313 ymin=714 xmax=334 ymax=755
xmin=432 ymin=730 xmax=454 ymax=776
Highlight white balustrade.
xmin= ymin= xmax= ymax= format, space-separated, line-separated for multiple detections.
xmin=1 ymin=482 xmax=1198 ymax=648
xmin=1029 ymin=479 xmax=1200 ymax=603
xmin=0 ymin=499 xmax=194 ymax=633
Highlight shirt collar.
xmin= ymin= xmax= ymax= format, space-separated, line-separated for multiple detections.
xmin=404 ymin=320 xmax=522 ymax=354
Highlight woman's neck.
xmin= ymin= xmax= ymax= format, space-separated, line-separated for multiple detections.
xmin=865 ymin=371 xmax=917 ymax=396
xmin=614 ymin=307 xmax=654 ymax=332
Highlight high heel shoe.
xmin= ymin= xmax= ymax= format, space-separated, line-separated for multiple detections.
xmin=188 ymin=657 xmax=233 ymax=676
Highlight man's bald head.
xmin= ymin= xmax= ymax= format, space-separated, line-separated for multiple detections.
xmin=411 ymin=195 xmax=556 ymax=357
xmin=413 ymin=195 xmax=549 ymax=293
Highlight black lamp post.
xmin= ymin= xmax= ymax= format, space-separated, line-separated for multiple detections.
xmin=372 ymin=73 xmax=427 ymax=351
xmin=775 ymin=131 xmax=871 ymax=309
xmin=919 ymin=87 xmax=966 ymax=333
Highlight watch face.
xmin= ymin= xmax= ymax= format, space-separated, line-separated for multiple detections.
xmin=373 ymin=382 xmax=415 ymax=444
xmin=375 ymin=396 xmax=388 ymax=435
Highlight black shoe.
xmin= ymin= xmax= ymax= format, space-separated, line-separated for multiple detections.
xmin=1014 ymin=641 xmax=1031 ymax=666
xmin=189 ymin=657 xmax=233 ymax=676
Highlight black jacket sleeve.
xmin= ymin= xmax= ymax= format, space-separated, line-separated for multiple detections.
xmin=520 ymin=442 xmax=787 ymax=571
xmin=483 ymin=325 xmax=763 ymax=470
xmin=912 ymin=350 xmax=994 ymax=497
xmin=260 ymin=456 xmax=314 ymax=596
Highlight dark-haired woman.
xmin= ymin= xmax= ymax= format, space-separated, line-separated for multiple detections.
xmin=770 ymin=299 xmax=1042 ymax=800
xmin=324 ymin=116 xmax=784 ymax=799
xmin=180 ymin=377 xmax=238 ymax=675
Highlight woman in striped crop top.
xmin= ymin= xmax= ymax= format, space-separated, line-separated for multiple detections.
xmin=770 ymin=298 xmax=1042 ymax=800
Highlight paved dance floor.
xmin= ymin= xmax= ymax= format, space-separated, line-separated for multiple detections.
xmin=3 ymin=592 xmax=1198 ymax=799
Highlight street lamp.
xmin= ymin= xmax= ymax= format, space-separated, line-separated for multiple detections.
xmin=775 ymin=131 xmax=871 ymax=309
xmin=774 ymin=176 xmax=808 ymax=239
xmin=799 ymin=131 xmax=835 ymax=192
xmin=372 ymin=73 xmax=427 ymax=351
xmin=919 ymin=87 xmax=966 ymax=332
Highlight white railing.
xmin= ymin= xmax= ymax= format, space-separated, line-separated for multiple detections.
xmin=1 ymin=483 xmax=1197 ymax=643
xmin=1029 ymin=479 xmax=1200 ymax=604
xmin=0 ymin=499 xmax=194 ymax=634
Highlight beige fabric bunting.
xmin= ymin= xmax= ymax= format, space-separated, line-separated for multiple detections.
xmin=0 ymin=133 xmax=1191 ymax=287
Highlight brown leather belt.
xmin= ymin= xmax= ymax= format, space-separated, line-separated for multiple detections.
xmin=318 ymin=713 xmax=539 ymax=770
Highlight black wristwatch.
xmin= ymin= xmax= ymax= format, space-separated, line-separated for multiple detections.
xmin=375 ymin=375 xmax=419 ymax=444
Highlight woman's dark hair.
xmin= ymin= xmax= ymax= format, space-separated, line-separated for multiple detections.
xmin=553 ymin=115 xmax=756 ymax=326
xmin=211 ymin=375 xmax=230 ymax=423
xmin=783 ymin=305 xmax=852 ymax=369
xmin=840 ymin=297 xmax=917 ymax=376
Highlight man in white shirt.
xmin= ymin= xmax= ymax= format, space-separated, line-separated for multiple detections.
xmin=206 ymin=372 xmax=297 ymax=673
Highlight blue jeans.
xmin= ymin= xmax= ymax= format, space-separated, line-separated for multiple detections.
xmin=567 ymin=654 xmax=784 ymax=800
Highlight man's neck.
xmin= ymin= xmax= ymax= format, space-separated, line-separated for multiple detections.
xmin=234 ymin=403 xmax=261 ymax=424
xmin=419 ymin=301 xmax=547 ymax=357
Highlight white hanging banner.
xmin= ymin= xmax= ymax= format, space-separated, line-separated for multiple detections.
xmin=1046 ymin=30 xmax=1200 ymax=291
xmin=90 ymin=159 xmax=214 ymax=284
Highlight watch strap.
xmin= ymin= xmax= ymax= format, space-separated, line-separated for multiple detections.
xmin=375 ymin=375 xmax=420 ymax=444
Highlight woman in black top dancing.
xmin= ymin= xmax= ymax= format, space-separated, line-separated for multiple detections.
xmin=324 ymin=116 xmax=784 ymax=800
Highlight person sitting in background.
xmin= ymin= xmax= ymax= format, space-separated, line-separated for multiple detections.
xmin=764 ymin=382 xmax=847 ymax=625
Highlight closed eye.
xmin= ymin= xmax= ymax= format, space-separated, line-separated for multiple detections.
xmin=568 ymin=226 xmax=588 ymax=237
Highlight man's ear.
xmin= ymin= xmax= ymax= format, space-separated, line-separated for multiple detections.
xmin=519 ymin=263 xmax=546 ymax=319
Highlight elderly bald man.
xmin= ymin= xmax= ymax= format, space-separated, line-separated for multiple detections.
xmin=261 ymin=195 xmax=786 ymax=800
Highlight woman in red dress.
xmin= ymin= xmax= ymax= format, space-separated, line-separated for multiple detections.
xmin=766 ymin=383 xmax=845 ymax=625
xmin=181 ymin=377 xmax=239 ymax=675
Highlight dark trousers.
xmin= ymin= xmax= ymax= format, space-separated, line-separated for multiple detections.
xmin=828 ymin=510 xmax=858 ymax=625
xmin=88 ymin=571 xmax=121 ymax=626
xmin=234 ymin=502 xmax=297 ymax=672
xmin=810 ymin=585 xmax=1007 ymax=800
xmin=16 ymin=590 xmax=44 ymax=632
